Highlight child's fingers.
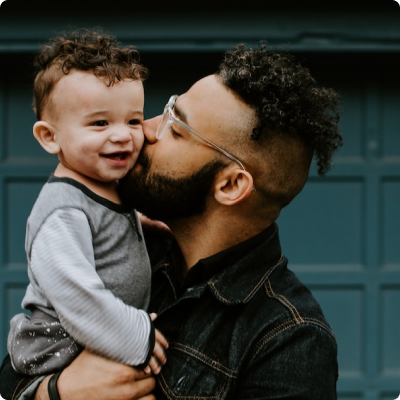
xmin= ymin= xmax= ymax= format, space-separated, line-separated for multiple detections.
xmin=147 ymin=356 xmax=162 ymax=375
xmin=155 ymin=329 xmax=169 ymax=350
xmin=149 ymin=313 xmax=157 ymax=321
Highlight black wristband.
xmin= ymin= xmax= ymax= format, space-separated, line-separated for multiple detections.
xmin=47 ymin=371 xmax=62 ymax=400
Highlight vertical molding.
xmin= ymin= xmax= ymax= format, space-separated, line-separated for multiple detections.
xmin=0 ymin=53 xmax=6 ymax=360
xmin=363 ymin=75 xmax=380 ymax=390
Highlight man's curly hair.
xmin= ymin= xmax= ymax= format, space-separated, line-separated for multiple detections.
xmin=218 ymin=43 xmax=343 ymax=176
xmin=32 ymin=28 xmax=149 ymax=120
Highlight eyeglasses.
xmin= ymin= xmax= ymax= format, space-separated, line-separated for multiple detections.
xmin=156 ymin=95 xmax=247 ymax=171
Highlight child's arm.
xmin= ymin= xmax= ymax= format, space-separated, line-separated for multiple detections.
xmin=27 ymin=208 xmax=158 ymax=368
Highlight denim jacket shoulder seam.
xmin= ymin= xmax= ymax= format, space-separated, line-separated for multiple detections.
xmin=249 ymin=317 xmax=336 ymax=364
xmin=264 ymin=279 xmax=305 ymax=323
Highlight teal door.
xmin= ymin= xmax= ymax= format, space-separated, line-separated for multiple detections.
xmin=1 ymin=22 xmax=400 ymax=400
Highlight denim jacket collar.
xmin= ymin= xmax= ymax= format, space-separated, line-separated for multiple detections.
xmin=153 ymin=222 xmax=283 ymax=305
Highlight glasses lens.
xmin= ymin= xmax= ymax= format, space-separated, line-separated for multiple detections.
xmin=156 ymin=109 xmax=170 ymax=140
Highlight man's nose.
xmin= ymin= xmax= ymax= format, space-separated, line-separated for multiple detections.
xmin=143 ymin=116 xmax=161 ymax=144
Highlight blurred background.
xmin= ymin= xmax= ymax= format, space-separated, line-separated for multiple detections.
xmin=0 ymin=1 xmax=400 ymax=398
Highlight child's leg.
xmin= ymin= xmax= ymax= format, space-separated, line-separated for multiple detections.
xmin=7 ymin=309 xmax=83 ymax=375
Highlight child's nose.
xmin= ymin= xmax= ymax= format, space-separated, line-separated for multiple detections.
xmin=110 ymin=125 xmax=133 ymax=143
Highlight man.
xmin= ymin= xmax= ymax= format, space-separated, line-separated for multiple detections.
xmin=0 ymin=42 xmax=343 ymax=399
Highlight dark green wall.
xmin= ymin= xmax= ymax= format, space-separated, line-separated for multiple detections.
xmin=1 ymin=2 xmax=400 ymax=399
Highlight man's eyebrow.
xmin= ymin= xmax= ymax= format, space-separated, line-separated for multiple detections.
xmin=173 ymin=100 xmax=189 ymax=124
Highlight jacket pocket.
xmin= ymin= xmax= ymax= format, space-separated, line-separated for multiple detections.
xmin=156 ymin=343 xmax=237 ymax=399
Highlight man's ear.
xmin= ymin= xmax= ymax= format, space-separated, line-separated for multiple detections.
xmin=33 ymin=121 xmax=60 ymax=154
xmin=214 ymin=167 xmax=254 ymax=205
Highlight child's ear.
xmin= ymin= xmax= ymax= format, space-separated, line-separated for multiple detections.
xmin=33 ymin=121 xmax=60 ymax=154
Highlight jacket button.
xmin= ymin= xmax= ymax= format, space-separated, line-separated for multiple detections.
xmin=176 ymin=375 xmax=187 ymax=391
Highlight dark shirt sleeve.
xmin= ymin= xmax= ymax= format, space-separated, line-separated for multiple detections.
xmin=0 ymin=354 xmax=43 ymax=400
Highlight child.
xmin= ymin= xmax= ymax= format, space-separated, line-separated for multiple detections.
xmin=7 ymin=28 xmax=168 ymax=376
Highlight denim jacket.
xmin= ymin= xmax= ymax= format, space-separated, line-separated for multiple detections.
xmin=0 ymin=223 xmax=338 ymax=399
xmin=149 ymin=223 xmax=338 ymax=399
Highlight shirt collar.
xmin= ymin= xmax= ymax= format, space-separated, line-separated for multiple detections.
xmin=168 ymin=223 xmax=278 ymax=288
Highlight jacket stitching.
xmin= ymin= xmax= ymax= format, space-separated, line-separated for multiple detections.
xmin=172 ymin=342 xmax=238 ymax=378
xmin=249 ymin=317 xmax=336 ymax=364
xmin=265 ymin=280 xmax=304 ymax=324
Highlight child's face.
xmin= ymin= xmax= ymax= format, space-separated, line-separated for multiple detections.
xmin=47 ymin=70 xmax=145 ymax=183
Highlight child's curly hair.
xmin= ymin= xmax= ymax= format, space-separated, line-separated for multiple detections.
xmin=218 ymin=42 xmax=343 ymax=176
xmin=32 ymin=27 xmax=149 ymax=120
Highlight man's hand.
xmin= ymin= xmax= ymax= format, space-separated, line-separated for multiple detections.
xmin=34 ymin=349 xmax=156 ymax=400
xmin=138 ymin=212 xmax=171 ymax=235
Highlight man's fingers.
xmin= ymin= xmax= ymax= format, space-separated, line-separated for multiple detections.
xmin=128 ymin=374 xmax=156 ymax=397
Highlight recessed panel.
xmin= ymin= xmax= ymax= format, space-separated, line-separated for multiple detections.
xmin=382 ymin=180 xmax=400 ymax=268
xmin=5 ymin=179 xmax=47 ymax=265
xmin=382 ymin=73 xmax=400 ymax=159
xmin=4 ymin=71 xmax=39 ymax=159
xmin=380 ymin=287 xmax=400 ymax=375
xmin=325 ymin=73 xmax=365 ymax=159
xmin=337 ymin=394 xmax=363 ymax=400
xmin=278 ymin=179 xmax=363 ymax=266
xmin=310 ymin=286 xmax=364 ymax=377
xmin=5 ymin=284 xmax=28 ymax=321
xmin=0 ymin=284 xmax=29 ymax=361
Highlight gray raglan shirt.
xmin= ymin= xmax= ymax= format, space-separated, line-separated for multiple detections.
xmin=14 ymin=175 xmax=152 ymax=367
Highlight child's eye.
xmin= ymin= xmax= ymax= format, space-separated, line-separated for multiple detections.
xmin=129 ymin=119 xmax=141 ymax=126
xmin=93 ymin=120 xmax=108 ymax=127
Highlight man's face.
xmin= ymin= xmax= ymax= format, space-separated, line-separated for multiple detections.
xmin=118 ymin=151 xmax=226 ymax=221
xmin=119 ymin=75 xmax=244 ymax=221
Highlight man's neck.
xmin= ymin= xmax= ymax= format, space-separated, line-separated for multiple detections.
xmin=168 ymin=213 xmax=269 ymax=276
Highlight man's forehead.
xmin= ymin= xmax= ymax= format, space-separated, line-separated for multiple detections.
xmin=176 ymin=75 xmax=235 ymax=116
xmin=186 ymin=74 xmax=223 ymax=100
xmin=177 ymin=74 xmax=252 ymax=124
xmin=173 ymin=75 xmax=255 ymax=146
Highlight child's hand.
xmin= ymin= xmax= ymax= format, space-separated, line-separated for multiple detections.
xmin=144 ymin=313 xmax=169 ymax=375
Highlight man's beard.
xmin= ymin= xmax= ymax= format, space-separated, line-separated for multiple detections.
xmin=118 ymin=152 xmax=227 ymax=222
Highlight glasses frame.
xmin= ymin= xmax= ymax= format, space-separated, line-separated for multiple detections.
xmin=156 ymin=95 xmax=247 ymax=171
